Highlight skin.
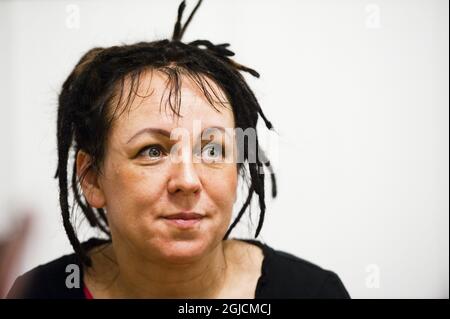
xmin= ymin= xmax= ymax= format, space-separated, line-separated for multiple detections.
xmin=77 ymin=70 xmax=264 ymax=298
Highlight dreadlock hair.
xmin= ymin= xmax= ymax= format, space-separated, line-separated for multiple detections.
xmin=54 ymin=0 xmax=277 ymax=267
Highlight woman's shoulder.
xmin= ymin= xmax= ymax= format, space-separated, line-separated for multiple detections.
xmin=6 ymin=238 xmax=107 ymax=299
xmin=238 ymin=239 xmax=351 ymax=299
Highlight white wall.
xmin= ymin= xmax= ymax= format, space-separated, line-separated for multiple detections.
xmin=0 ymin=0 xmax=448 ymax=298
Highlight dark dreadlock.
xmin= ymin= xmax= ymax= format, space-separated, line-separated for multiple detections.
xmin=55 ymin=0 xmax=277 ymax=267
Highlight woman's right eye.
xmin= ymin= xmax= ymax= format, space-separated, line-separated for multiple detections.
xmin=138 ymin=145 xmax=165 ymax=160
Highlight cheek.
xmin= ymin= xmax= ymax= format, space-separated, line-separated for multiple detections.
xmin=101 ymin=163 xmax=168 ymax=222
xmin=202 ymin=165 xmax=238 ymax=211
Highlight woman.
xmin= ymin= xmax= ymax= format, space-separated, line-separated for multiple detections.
xmin=8 ymin=0 xmax=350 ymax=299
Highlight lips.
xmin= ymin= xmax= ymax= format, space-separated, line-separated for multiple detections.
xmin=162 ymin=212 xmax=204 ymax=229
xmin=163 ymin=212 xmax=204 ymax=220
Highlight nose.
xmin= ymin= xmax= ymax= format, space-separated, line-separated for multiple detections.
xmin=167 ymin=161 xmax=202 ymax=195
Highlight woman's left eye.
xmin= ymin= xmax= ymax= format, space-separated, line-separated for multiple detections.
xmin=201 ymin=143 xmax=223 ymax=161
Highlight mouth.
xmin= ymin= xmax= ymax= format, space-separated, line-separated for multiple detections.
xmin=162 ymin=212 xmax=204 ymax=229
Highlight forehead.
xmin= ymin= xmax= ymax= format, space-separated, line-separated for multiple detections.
xmin=109 ymin=69 xmax=235 ymax=136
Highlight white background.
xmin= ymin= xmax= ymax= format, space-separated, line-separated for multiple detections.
xmin=0 ymin=0 xmax=448 ymax=298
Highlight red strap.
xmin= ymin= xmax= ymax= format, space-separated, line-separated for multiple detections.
xmin=83 ymin=285 xmax=94 ymax=299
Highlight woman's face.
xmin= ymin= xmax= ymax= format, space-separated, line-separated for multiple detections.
xmin=86 ymin=70 xmax=238 ymax=264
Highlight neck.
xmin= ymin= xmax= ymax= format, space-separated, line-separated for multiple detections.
xmin=90 ymin=240 xmax=230 ymax=298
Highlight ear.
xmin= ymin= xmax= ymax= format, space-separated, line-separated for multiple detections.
xmin=76 ymin=150 xmax=106 ymax=209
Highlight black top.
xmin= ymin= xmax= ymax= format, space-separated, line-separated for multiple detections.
xmin=7 ymin=238 xmax=350 ymax=299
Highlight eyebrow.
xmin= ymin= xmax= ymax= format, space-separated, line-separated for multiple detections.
xmin=126 ymin=126 xmax=229 ymax=144
xmin=126 ymin=128 xmax=171 ymax=144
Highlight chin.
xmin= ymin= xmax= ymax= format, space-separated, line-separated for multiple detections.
xmin=155 ymin=237 xmax=214 ymax=264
